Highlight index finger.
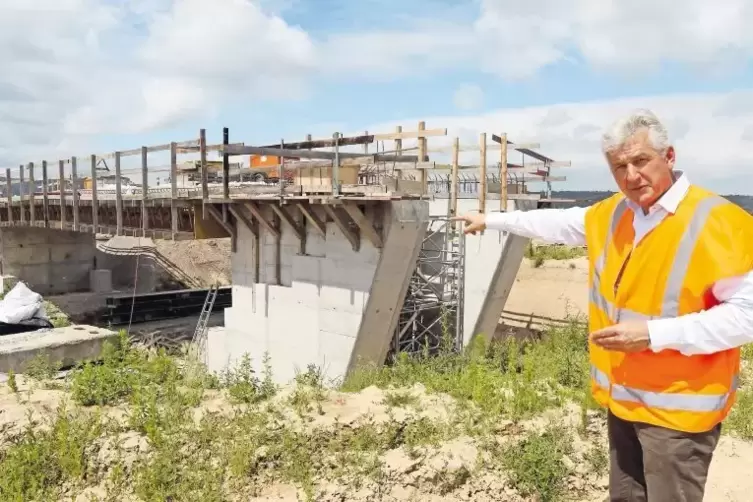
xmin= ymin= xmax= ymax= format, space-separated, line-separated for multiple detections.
xmin=449 ymin=215 xmax=467 ymax=221
xmin=590 ymin=327 xmax=619 ymax=341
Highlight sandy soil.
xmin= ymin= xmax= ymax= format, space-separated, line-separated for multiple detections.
xmin=505 ymin=256 xmax=752 ymax=502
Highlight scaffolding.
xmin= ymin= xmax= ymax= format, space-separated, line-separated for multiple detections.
xmin=389 ymin=216 xmax=466 ymax=358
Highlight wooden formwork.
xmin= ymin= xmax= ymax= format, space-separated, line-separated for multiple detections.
xmin=0 ymin=121 xmax=571 ymax=240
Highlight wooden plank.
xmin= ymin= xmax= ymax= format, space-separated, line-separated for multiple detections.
xmin=170 ymin=142 xmax=178 ymax=239
xmin=114 ymin=151 xmax=123 ymax=235
xmin=479 ymin=133 xmax=486 ymax=214
xmin=71 ymin=156 xmax=80 ymax=231
xmin=262 ymin=134 xmax=374 ymax=150
xmin=500 ymin=133 xmax=508 ymax=212
xmin=18 ymin=165 xmax=25 ymax=224
xmin=429 ymin=142 xmax=540 ymax=153
xmin=28 ymin=162 xmax=35 ymax=226
xmin=394 ymin=125 xmax=403 ymax=179
xmin=373 ymin=128 xmax=447 ymax=141
xmin=508 ymin=161 xmax=571 ymax=168
xmin=5 ymin=169 xmax=12 ymax=224
xmin=451 ymin=137 xmax=459 ymax=219
xmin=244 ymin=201 xmax=280 ymax=239
xmin=94 ymin=139 xmax=198 ymax=160
xmin=324 ymin=205 xmax=359 ymax=251
xmin=342 ymin=202 xmax=382 ymax=248
xmin=228 ymin=204 xmax=258 ymax=239
xmin=270 ymin=204 xmax=304 ymax=242
xmin=58 ymin=160 xmax=66 ymax=229
xmin=222 ymin=144 xmax=419 ymax=163
xmin=205 ymin=204 xmax=236 ymax=252
xmin=141 ymin=146 xmax=148 ymax=235
xmin=41 ymin=160 xmax=49 ymax=228
xmin=296 ymin=202 xmax=325 ymax=237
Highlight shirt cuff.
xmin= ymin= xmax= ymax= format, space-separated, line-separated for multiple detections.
xmin=484 ymin=212 xmax=513 ymax=231
xmin=647 ymin=318 xmax=684 ymax=352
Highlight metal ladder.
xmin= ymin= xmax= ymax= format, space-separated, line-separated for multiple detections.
xmin=191 ymin=284 xmax=219 ymax=351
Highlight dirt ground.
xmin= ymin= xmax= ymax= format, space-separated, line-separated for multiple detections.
xmin=506 ymin=256 xmax=753 ymax=502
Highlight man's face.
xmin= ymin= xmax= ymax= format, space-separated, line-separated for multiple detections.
xmin=605 ymin=129 xmax=675 ymax=210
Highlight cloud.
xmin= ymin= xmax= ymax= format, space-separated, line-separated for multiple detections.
xmin=328 ymin=0 xmax=753 ymax=80
xmin=360 ymin=90 xmax=753 ymax=192
xmin=453 ymin=84 xmax=484 ymax=111
xmin=0 ymin=0 xmax=316 ymax=166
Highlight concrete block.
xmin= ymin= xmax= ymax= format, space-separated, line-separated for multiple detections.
xmin=89 ymin=269 xmax=112 ymax=293
xmin=304 ymin=229 xmax=326 ymax=257
xmin=319 ymin=309 xmax=363 ymax=338
xmin=291 ymin=255 xmax=322 ymax=283
xmin=1 ymin=276 xmax=18 ymax=294
xmin=291 ymin=281 xmax=320 ymax=309
xmin=0 ymin=325 xmax=118 ymax=373
xmin=319 ymin=285 xmax=368 ymax=314
xmin=318 ymin=330 xmax=356 ymax=383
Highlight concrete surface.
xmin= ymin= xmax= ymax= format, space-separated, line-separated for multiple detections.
xmin=0 ymin=227 xmax=96 ymax=295
xmin=0 ymin=325 xmax=118 ymax=373
xmin=208 ymin=200 xmax=429 ymax=385
xmin=90 ymin=269 xmax=113 ymax=293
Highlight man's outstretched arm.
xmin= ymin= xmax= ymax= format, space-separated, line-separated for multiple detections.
xmin=453 ymin=206 xmax=589 ymax=246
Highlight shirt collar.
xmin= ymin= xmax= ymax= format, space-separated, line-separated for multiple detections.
xmin=625 ymin=170 xmax=689 ymax=216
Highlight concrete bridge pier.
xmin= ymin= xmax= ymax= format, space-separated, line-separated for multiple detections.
xmin=205 ymin=199 xmax=430 ymax=384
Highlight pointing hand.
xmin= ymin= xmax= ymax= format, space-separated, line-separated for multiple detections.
xmin=450 ymin=213 xmax=487 ymax=235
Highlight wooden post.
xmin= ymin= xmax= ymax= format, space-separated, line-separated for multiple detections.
xmin=394 ymin=125 xmax=402 ymax=179
xmin=500 ymin=133 xmax=508 ymax=212
xmin=28 ymin=162 xmax=35 ymax=226
xmin=41 ymin=160 xmax=49 ymax=228
xmin=6 ymin=169 xmax=12 ymax=224
xmin=141 ymin=146 xmax=148 ymax=236
xmin=90 ymin=155 xmax=97 ymax=234
xmin=222 ymin=127 xmax=229 ymax=200
xmin=200 ymin=129 xmax=208 ymax=202
xmin=279 ymin=138 xmax=285 ymax=199
xmin=18 ymin=165 xmax=24 ymax=224
xmin=479 ymin=133 xmax=487 ymax=213
xmin=115 ymin=151 xmax=123 ymax=235
xmin=59 ymin=160 xmax=66 ymax=229
xmin=71 ymin=156 xmax=79 ymax=231
xmin=451 ymin=137 xmax=459 ymax=220
xmin=170 ymin=142 xmax=178 ymax=239
xmin=418 ymin=121 xmax=427 ymax=195
xmin=332 ymin=132 xmax=340 ymax=196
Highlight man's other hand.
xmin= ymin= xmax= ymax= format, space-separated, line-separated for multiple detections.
xmin=451 ymin=213 xmax=486 ymax=235
xmin=590 ymin=321 xmax=651 ymax=353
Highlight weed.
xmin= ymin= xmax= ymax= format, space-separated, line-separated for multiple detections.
xmin=7 ymin=369 xmax=18 ymax=393
xmin=500 ymin=423 xmax=573 ymax=502
xmin=23 ymin=352 xmax=61 ymax=381
xmin=525 ymin=243 xmax=587 ymax=268
xmin=383 ymin=389 xmax=419 ymax=408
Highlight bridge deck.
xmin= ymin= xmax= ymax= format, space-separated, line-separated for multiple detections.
xmin=0 ymin=123 xmax=569 ymax=240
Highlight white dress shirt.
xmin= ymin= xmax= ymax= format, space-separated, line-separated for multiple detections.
xmin=484 ymin=172 xmax=753 ymax=356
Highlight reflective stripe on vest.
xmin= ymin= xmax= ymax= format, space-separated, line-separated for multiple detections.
xmin=590 ymin=195 xmax=730 ymax=322
xmin=591 ymin=364 xmax=739 ymax=413
xmin=589 ymin=194 xmax=739 ymax=414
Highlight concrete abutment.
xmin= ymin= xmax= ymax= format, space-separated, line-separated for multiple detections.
xmin=207 ymin=197 xmax=533 ymax=384
xmin=0 ymin=227 xmax=96 ymax=295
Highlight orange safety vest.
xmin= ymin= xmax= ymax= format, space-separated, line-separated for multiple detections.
xmin=585 ymin=184 xmax=753 ymax=433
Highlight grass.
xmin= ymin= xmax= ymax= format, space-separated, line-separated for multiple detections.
xmin=1 ymin=316 xmax=749 ymax=502
xmin=525 ymin=242 xmax=588 ymax=268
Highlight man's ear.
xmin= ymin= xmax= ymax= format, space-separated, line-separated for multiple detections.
xmin=665 ymin=145 xmax=676 ymax=168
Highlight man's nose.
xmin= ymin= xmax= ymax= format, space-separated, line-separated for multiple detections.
xmin=625 ymin=164 xmax=642 ymax=184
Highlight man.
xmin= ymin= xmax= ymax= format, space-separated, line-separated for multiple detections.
xmin=453 ymin=109 xmax=753 ymax=502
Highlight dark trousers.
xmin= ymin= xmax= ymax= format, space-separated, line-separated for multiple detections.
xmin=608 ymin=411 xmax=721 ymax=501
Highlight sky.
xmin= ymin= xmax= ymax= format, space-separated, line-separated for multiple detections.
xmin=2 ymin=0 xmax=753 ymax=193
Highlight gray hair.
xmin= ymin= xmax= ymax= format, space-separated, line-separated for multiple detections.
xmin=601 ymin=109 xmax=671 ymax=154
